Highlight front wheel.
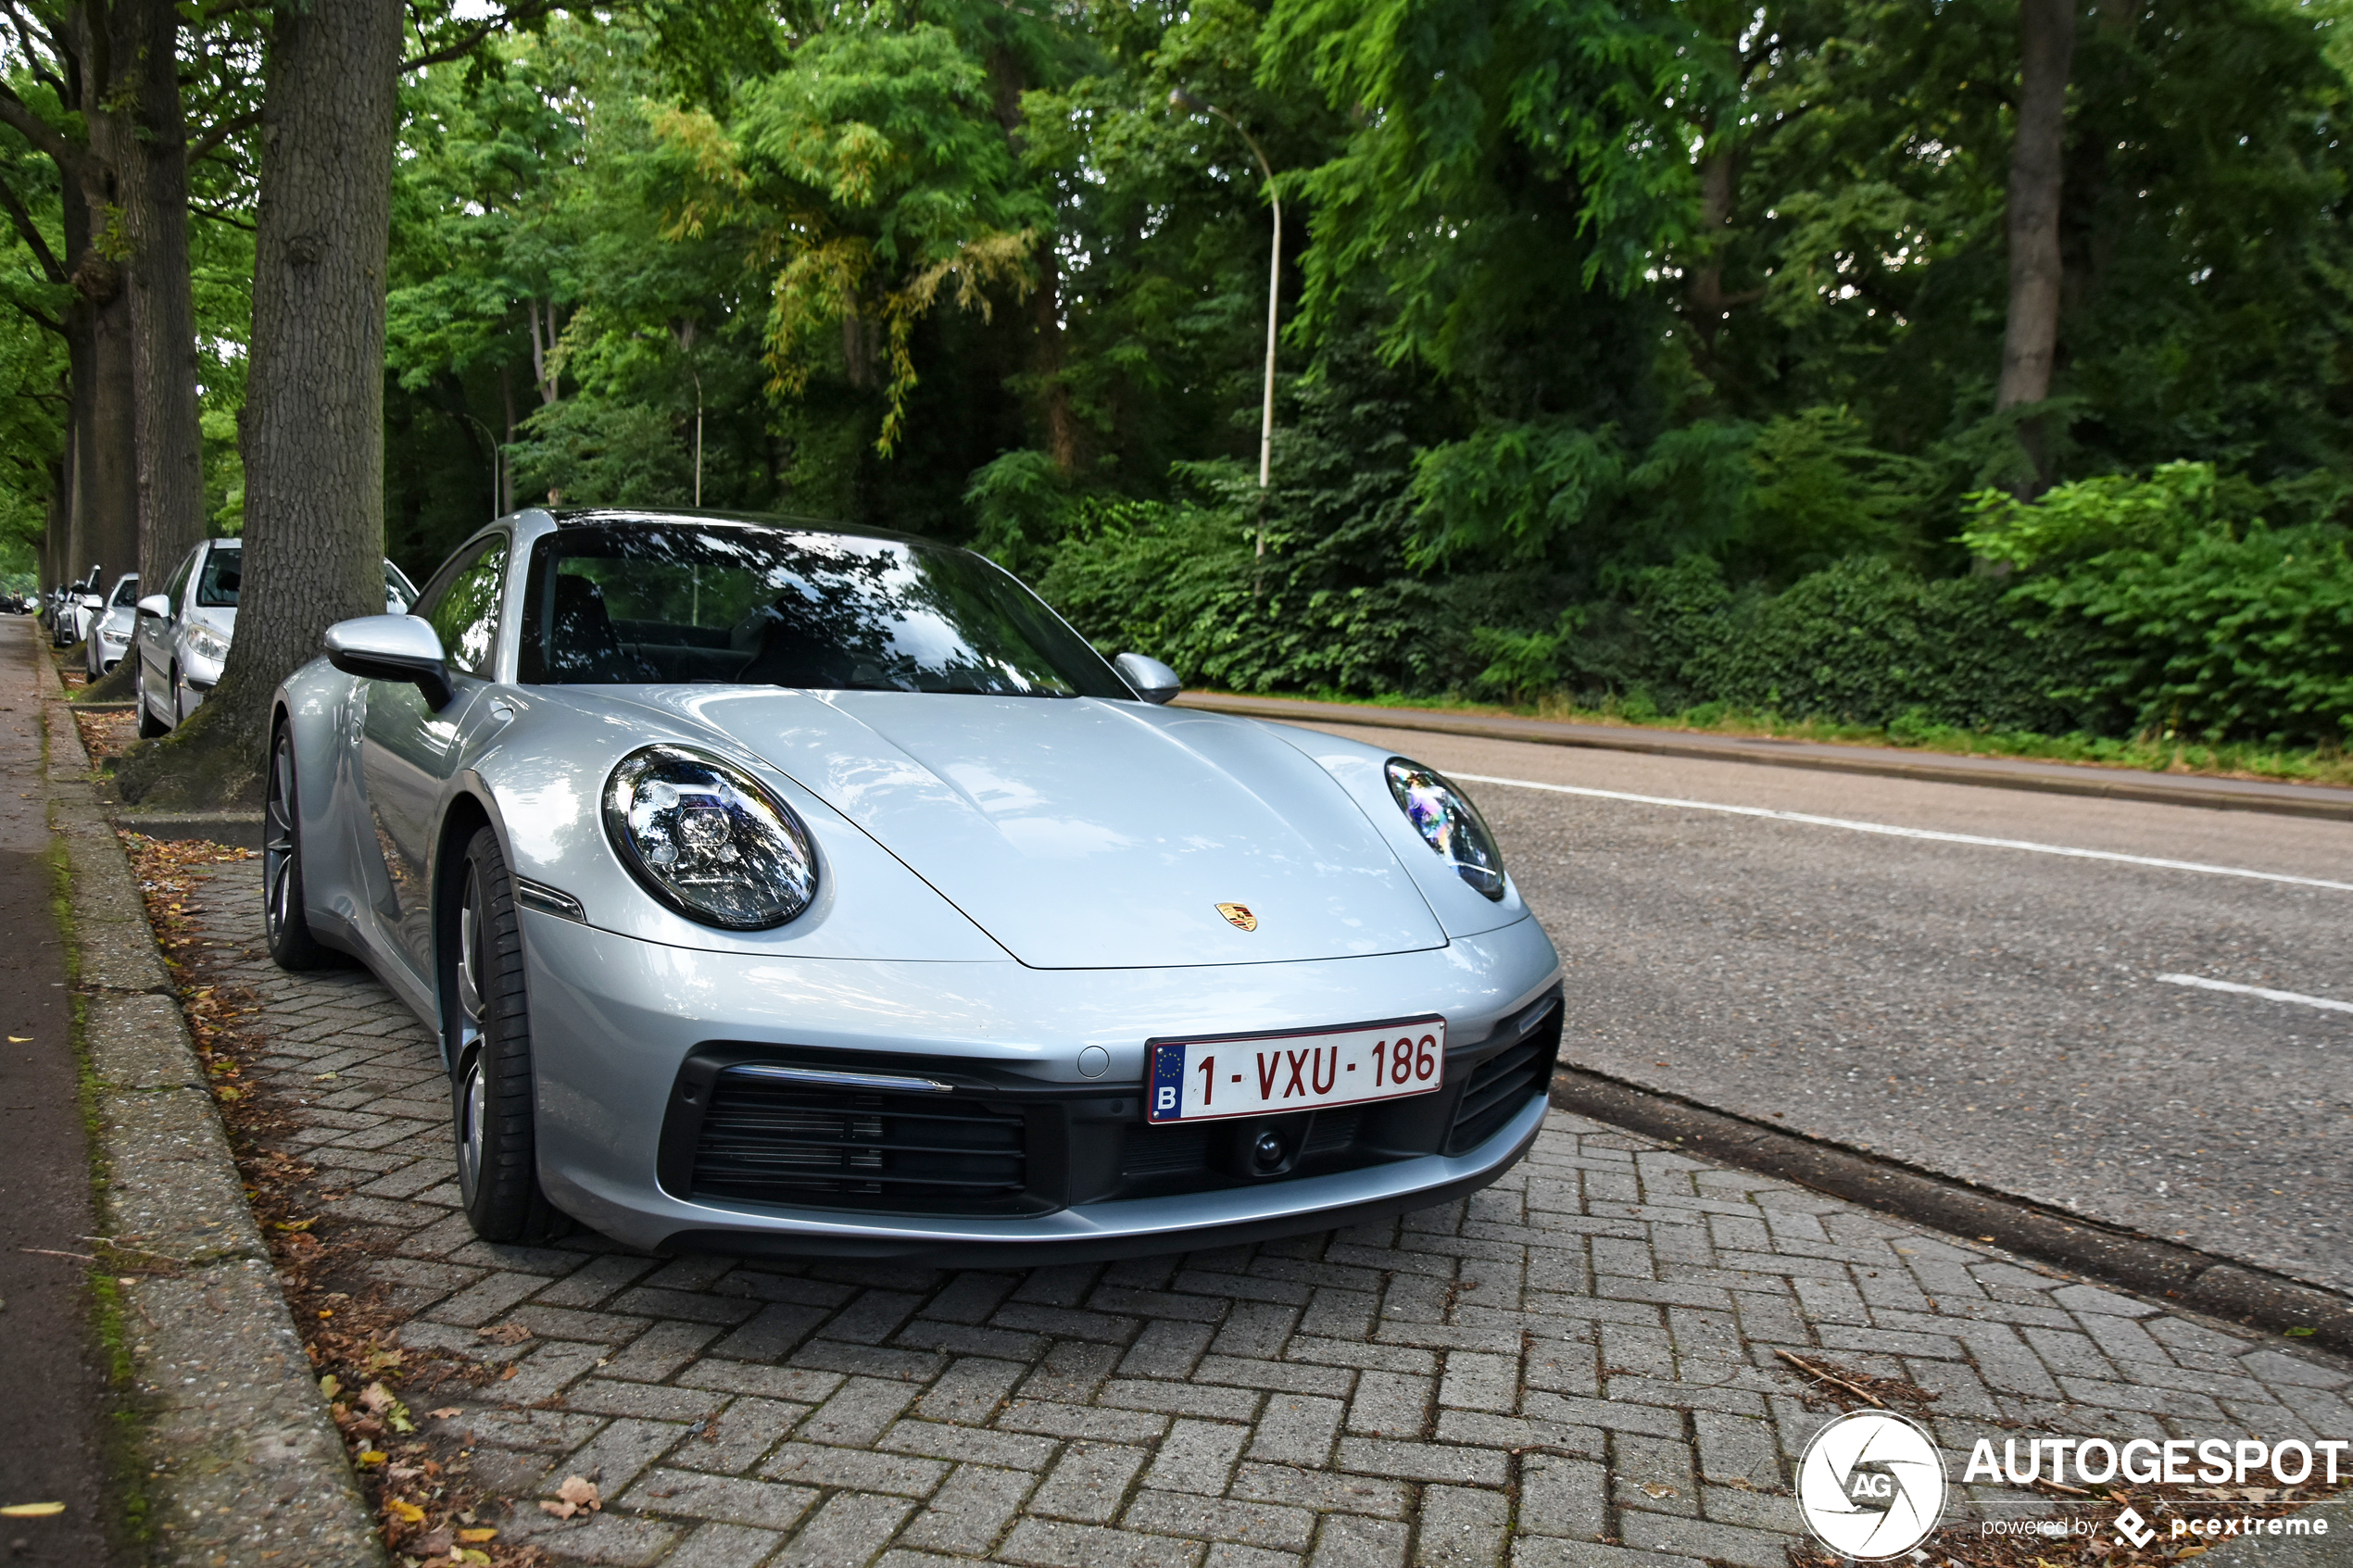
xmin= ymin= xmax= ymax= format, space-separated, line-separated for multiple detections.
xmin=136 ymin=659 xmax=167 ymax=738
xmin=263 ymin=725 xmax=334 ymax=971
xmin=451 ymin=827 xmax=570 ymax=1243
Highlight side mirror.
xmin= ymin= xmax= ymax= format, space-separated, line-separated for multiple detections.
xmin=324 ymin=614 xmax=455 ymax=709
xmin=136 ymin=595 xmax=170 ymax=620
xmin=1114 ymin=651 xmax=1181 ymax=705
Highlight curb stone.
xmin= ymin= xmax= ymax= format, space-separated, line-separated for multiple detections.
xmin=1176 ymin=691 xmax=2353 ymax=822
xmin=38 ymin=652 xmax=386 ymax=1568
xmin=1550 ymin=1065 xmax=2353 ymax=1357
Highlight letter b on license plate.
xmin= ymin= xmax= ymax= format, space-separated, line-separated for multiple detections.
xmin=1146 ymin=1016 xmax=1448 ymax=1123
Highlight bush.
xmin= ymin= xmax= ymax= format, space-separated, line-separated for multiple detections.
xmin=2011 ymin=523 xmax=2353 ymax=744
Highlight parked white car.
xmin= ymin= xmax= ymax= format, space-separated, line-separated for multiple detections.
xmin=85 ymin=572 xmax=139 ymax=677
xmin=135 ymin=540 xmax=420 ymax=737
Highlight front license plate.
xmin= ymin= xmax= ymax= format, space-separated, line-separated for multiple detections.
xmin=1146 ymin=1016 xmax=1448 ymax=1123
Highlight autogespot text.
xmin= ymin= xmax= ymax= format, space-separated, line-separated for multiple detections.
xmin=1964 ymin=1436 xmax=2348 ymax=1487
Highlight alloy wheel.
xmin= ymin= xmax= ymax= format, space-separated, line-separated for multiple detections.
xmin=457 ymin=1053 xmax=486 ymax=1200
xmin=263 ymin=735 xmax=297 ymax=943
xmin=453 ymin=864 xmax=487 ymax=1198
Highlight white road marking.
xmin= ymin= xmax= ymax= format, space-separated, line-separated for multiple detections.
xmin=2154 ymin=973 xmax=2353 ymax=1015
xmin=1448 ymin=771 xmax=2353 ymax=893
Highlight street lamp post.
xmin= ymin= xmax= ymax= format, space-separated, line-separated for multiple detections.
xmin=1172 ymin=88 xmax=1280 ymax=555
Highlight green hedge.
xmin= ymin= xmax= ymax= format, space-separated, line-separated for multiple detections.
xmin=1033 ymin=468 xmax=2353 ymax=747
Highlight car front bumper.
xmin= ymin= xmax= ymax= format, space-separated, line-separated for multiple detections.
xmin=520 ymin=909 xmax=1564 ymax=1259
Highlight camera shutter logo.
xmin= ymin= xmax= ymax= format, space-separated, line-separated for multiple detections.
xmin=1795 ymin=1411 xmax=1948 ymax=1559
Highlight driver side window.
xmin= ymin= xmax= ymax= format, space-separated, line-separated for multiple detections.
xmin=410 ymin=535 xmax=509 ymax=677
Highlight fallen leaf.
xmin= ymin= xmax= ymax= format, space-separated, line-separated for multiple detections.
xmin=1638 ymin=1483 xmax=1678 ymax=1499
xmin=318 ymin=1374 xmax=341 ymax=1399
xmin=539 ymin=1499 xmax=579 ymax=1520
xmin=273 ymin=1218 xmax=315 ymax=1233
xmin=415 ymin=1528 xmax=453 ymax=1556
xmin=458 ymin=1527 xmax=497 ymax=1542
xmin=427 ymin=1407 xmax=463 ymax=1421
xmin=6 ymin=1035 xmax=29 ymax=1043
xmin=359 ymin=1382 xmax=394 ymax=1413
xmin=0 ymin=1503 xmax=65 ymax=1518
xmin=356 ymin=1450 xmax=387 ymax=1466
xmin=459 ymin=1552 xmax=492 ymax=1567
xmin=385 ymin=1497 xmax=425 ymax=1524
xmin=474 ymin=1323 xmax=532 ymax=1345
xmin=556 ymin=1475 xmax=600 ymax=1513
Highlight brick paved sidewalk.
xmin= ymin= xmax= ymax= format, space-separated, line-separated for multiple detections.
xmin=176 ymin=859 xmax=2352 ymax=1568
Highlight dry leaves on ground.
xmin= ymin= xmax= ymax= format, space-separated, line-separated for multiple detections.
xmin=538 ymin=1476 xmax=600 ymax=1520
xmin=120 ymin=834 xmax=545 ymax=1567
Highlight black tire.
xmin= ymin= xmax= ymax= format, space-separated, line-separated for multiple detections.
xmin=450 ymin=826 xmax=571 ymax=1243
xmin=136 ymin=659 xmax=167 ymax=738
xmin=263 ymin=724 xmax=334 ymax=971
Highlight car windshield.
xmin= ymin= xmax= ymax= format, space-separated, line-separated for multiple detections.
xmin=195 ymin=546 xmax=241 ymax=608
xmin=110 ymin=577 xmax=139 ymax=607
xmin=518 ymin=521 xmax=1127 ymax=698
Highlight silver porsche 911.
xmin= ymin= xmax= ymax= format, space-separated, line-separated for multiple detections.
xmin=269 ymin=508 xmax=1563 ymax=1259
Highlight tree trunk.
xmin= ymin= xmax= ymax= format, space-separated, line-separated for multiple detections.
xmin=985 ymin=43 xmax=1078 ymax=472
xmin=56 ymin=81 xmax=140 ymax=598
xmin=1029 ymin=246 xmax=1077 ymax=473
xmin=1995 ymin=0 xmax=2075 ymax=493
xmin=119 ymin=0 xmax=401 ymax=806
xmin=75 ymin=257 xmax=140 ymax=595
xmin=119 ymin=0 xmax=208 ymax=586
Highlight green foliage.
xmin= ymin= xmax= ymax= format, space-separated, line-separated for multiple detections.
xmin=2008 ymin=521 xmax=2353 ymax=745
xmin=509 ymin=397 xmax=696 ymax=507
xmin=1960 ymin=461 xmax=2235 ymax=571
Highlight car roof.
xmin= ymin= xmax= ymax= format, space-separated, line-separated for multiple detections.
xmin=544 ymin=507 xmax=933 ymax=550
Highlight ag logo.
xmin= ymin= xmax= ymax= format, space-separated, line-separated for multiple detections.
xmin=1794 ymin=1411 xmax=1947 ymax=1560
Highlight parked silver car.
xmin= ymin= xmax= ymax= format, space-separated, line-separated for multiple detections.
xmin=135 ymin=539 xmax=421 ymax=736
xmin=85 ymin=572 xmax=139 ymax=677
xmin=265 ymin=509 xmax=1563 ymax=1258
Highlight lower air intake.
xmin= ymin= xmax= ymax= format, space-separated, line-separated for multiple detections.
xmin=1445 ymin=1003 xmax=1562 ymax=1155
xmin=689 ymin=1072 xmax=1027 ymax=1214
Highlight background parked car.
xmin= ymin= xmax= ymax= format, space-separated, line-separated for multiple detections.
xmin=135 ymin=540 xmax=419 ymax=736
xmin=49 ymin=569 xmax=99 ymax=647
xmin=84 ymin=572 xmax=139 ymax=677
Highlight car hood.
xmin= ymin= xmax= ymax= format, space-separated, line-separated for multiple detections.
xmin=634 ymin=688 xmax=1448 ymax=970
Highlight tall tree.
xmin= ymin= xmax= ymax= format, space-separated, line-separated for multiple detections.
xmin=1994 ymin=0 xmax=2075 ymax=490
xmin=120 ymin=0 xmax=402 ymax=801
xmin=0 ymin=0 xmax=229 ymax=604
xmin=119 ymin=0 xmax=211 ymax=590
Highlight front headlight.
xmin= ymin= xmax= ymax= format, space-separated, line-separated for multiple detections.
xmin=185 ymin=623 xmax=232 ymax=663
xmin=1385 ymin=759 xmax=1507 ymax=901
xmin=603 ymin=746 xmax=818 ymax=929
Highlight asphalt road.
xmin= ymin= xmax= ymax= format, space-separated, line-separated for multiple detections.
xmin=1290 ymin=717 xmax=2353 ymax=1298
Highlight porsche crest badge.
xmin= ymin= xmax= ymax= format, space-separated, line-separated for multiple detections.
xmin=1215 ymin=902 xmax=1258 ymax=932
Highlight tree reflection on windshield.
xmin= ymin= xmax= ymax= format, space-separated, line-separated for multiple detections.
xmin=517 ymin=521 xmax=1128 ymax=699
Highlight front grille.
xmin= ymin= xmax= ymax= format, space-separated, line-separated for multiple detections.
xmin=1118 ymin=1105 xmax=1369 ymax=1189
xmin=1122 ymin=1122 xmax=1214 ymax=1178
xmin=689 ymin=1073 xmax=1028 ymax=1213
xmin=1445 ymin=1004 xmax=1561 ymax=1154
xmin=1302 ymin=1107 xmax=1361 ymax=1155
